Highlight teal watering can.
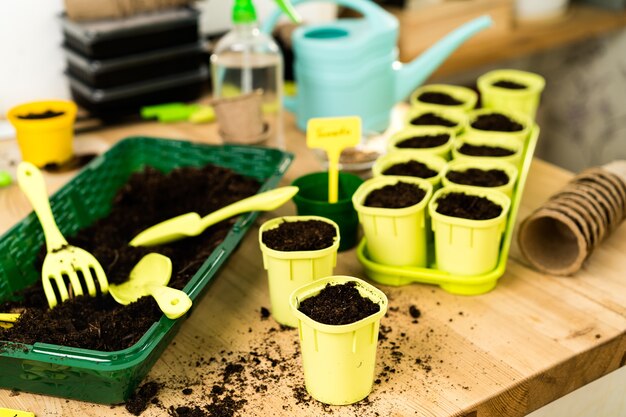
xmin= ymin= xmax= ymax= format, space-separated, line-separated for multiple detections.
xmin=262 ymin=0 xmax=492 ymax=132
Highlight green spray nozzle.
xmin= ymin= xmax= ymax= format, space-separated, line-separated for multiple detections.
xmin=233 ymin=0 xmax=301 ymax=24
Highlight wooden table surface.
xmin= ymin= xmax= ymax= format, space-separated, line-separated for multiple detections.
xmin=0 ymin=110 xmax=625 ymax=417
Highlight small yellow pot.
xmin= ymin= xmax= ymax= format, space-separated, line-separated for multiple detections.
xmin=290 ymin=275 xmax=388 ymax=405
xmin=477 ymin=69 xmax=546 ymax=120
xmin=387 ymin=126 xmax=455 ymax=160
xmin=429 ymin=186 xmax=511 ymax=275
xmin=372 ymin=151 xmax=447 ymax=189
xmin=259 ymin=216 xmax=340 ymax=328
xmin=404 ymin=107 xmax=467 ymax=136
xmin=410 ymin=84 xmax=478 ymax=114
xmin=352 ymin=176 xmax=433 ymax=267
xmin=442 ymin=159 xmax=519 ymax=197
xmin=7 ymin=100 xmax=77 ymax=167
xmin=452 ymin=134 xmax=524 ymax=168
xmin=465 ymin=108 xmax=532 ymax=145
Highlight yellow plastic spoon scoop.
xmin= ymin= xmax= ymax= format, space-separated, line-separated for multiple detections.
xmin=109 ymin=253 xmax=192 ymax=320
xmin=0 ymin=313 xmax=20 ymax=329
xmin=130 ymin=186 xmax=299 ymax=247
xmin=306 ymin=117 xmax=361 ymax=203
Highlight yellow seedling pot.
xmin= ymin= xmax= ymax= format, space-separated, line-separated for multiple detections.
xmin=477 ymin=69 xmax=546 ymax=120
xmin=372 ymin=150 xmax=446 ymax=189
xmin=404 ymin=106 xmax=467 ymax=136
xmin=410 ymin=84 xmax=478 ymax=113
xmin=452 ymin=134 xmax=524 ymax=168
xmin=429 ymin=186 xmax=511 ymax=275
xmin=465 ymin=108 xmax=532 ymax=145
xmin=259 ymin=216 xmax=340 ymax=328
xmin=290 ymin=275 xmax=388 ymax=405
xmin=442 ymin=159 xmax=519 ymax=197
xmin=353 ymin=176 xmax=433 ymax=267
xmin=387 ymin=125 xmax=455 ymax=160
xmin=7 ymin=100 xmax=77 ymax=167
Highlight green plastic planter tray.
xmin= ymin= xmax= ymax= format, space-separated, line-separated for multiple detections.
xmin=0 ymin=137 xmax=293 ymax=404
xmin=357 ymin=125 xmax=539 ymax=295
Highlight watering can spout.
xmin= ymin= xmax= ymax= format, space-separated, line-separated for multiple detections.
xmin=394 ymin=15 xmax=493 ymax=103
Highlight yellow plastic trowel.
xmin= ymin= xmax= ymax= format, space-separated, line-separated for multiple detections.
xmin=0 ymin=313 xmax=20 ymax=329
xmin=109 ymin=253 xmax=192 ymax=320
xmin=306 ymin=117 xmax=361 ymax=203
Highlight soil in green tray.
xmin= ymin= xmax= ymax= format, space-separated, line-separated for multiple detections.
xmin=417 ymin=92 xmax=463 ymax=106
xmin=435 ymin=192 xmax=502 ymax=220
xmin=261 ymin=220 xmax=336 ymax=252
xmin=446 ymin=168 xmax=509 ymax=187
xmin=396 ymin=133 xmax=450 ymax=149
xmin=17 ymin=110 xmax=65 ymax=119
xmin=492 ymin=80 xmax=527 ymax=90
xmin=298 ymin=281 xmax=380 ymax=325
xmin=471 ymin=113 xmax=523 ymax=132
xmin=458 ymin=143 xmax=515 ymax=157
xmin=409 ymin=112 xmax=457 ymax=128
xmin=364 ymin=181 xmax=426 ymax=209
xmin=0 ymin=165 xmax=260 ymax=351
xmin=382 ymin=160 xmax=438 ymax=179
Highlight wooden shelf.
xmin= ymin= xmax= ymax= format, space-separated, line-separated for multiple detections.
xmin=391 ymin=3 xmax=626 ymax=78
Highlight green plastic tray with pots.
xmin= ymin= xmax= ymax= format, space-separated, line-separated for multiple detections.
xmin=452 ymin=134 xmax=524 ymax=168
xmin=387 ymin=125 xmax=455 ymax=160
xmin=372 ymin=151 xmax=447 ymax=189
xmin=356 ymin=125 xmax=539 ymax=295
xmin=352 ymin=176 xmax=433 ymax=267
xmin=441 ymin=159 xmax=519 ymax=197
xmin=465 ymin=108 xmax=533 ymax=145
xmin=259 ymin=215 xmax=340 ymax=328
xmin=409 ymin=84 xmax=478 ymax=114
xmin=289 ymin=275 xmax=388 ymax=406
xmin=404 ymin=106 xmax=468 ymax=136
xmin=0 ymin=137 xmax=293 ymax=404
xmin=477 ymin=69 xmax=545 ymax=120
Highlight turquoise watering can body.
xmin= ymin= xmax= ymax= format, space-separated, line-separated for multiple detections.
xmin=262 ymin=0 xmax=492 ymax=132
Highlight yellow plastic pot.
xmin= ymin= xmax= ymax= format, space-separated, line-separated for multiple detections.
xmin=387 ymin=126 xmax=455 ymax=160
xmin=372 ymin=151 xmax=447 ymax=189
xmin=442 ymin=159 xmax=519 ymax=197
xmin=352 ymin=176 xmax=433 ymax=267
xmin=289 ymin=275 xmax=388 ymax=405
xmin=259 ymin=216 xmax=340 ymax=328
xmin=465 ymin=108 xmax=532 ymax=145
xmin=452 ymin=134 xmax=524 ymax=168
xmin=404 ymin=107 xmax=467 ymax=136
xmin=477 ymin=69 xmax=546 ymax=120
xmin=429 ymin=186 xmax=511 ymax=275
xmin=410 ymin=84 xmax=478 ymax=114
xmin=7 ymin=100 xmax=77 ymax=167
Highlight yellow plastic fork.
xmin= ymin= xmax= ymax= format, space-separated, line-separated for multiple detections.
xmin=17 ymin=162 xmax=108 ymax=308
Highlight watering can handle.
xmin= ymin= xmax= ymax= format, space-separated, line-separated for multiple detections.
xmin=261 ymin=0 xmax=396 ymax=34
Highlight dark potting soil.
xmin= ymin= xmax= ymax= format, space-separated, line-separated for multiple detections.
xmin=471 ymin=113 xmax=523 ymax=132
xmin=458 ymin=143 xmax=515 ymax=157
xmin=396 ymin=133 xmax=450 ymax=149
xmin=16 ymin=109 xmax=65 ymax=119
xmin=409 ymin=112 xmax=457 ymax=128
xmin=492 ymin=80 xmax=527 ymax=90
xmin=298 ymin=281 xmax=380 ymax=325
xmin=262 ymin=220 xmax=336 ymax=252
xmin=126 ymin=381 xmax=163 ymax=416
xmin=364 ymin=181 xmax=426 ymax=209
xmin=446 ymin=168 xmax=509 ymax=187
xmin=435 ymin=192 xmax=502 ymax=220
xmin=382 ymin=160 xmax=438 ymax=179
xmin=43 ymin=153 xmax=98 ymax=173
xmin=0 ymin=165 xmax=260 ymax=351
xmin=417 ymin=92 xmax=463 ymax=106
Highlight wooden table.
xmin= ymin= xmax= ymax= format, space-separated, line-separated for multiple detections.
xmin=1 ymin=111 xmax=625 ymax=417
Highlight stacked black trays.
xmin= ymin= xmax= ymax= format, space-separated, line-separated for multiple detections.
xmin=62 ymin=8 xmax=208 ymax=117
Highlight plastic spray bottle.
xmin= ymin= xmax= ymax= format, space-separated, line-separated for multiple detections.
xmin=211 ymin=0 xmax=300 ymax=150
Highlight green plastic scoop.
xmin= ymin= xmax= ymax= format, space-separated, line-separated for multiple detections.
xmin=130 ymin=186 xmax=299 ymax=247
xmin=109 ymin=253 xmax=192 ymax=320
